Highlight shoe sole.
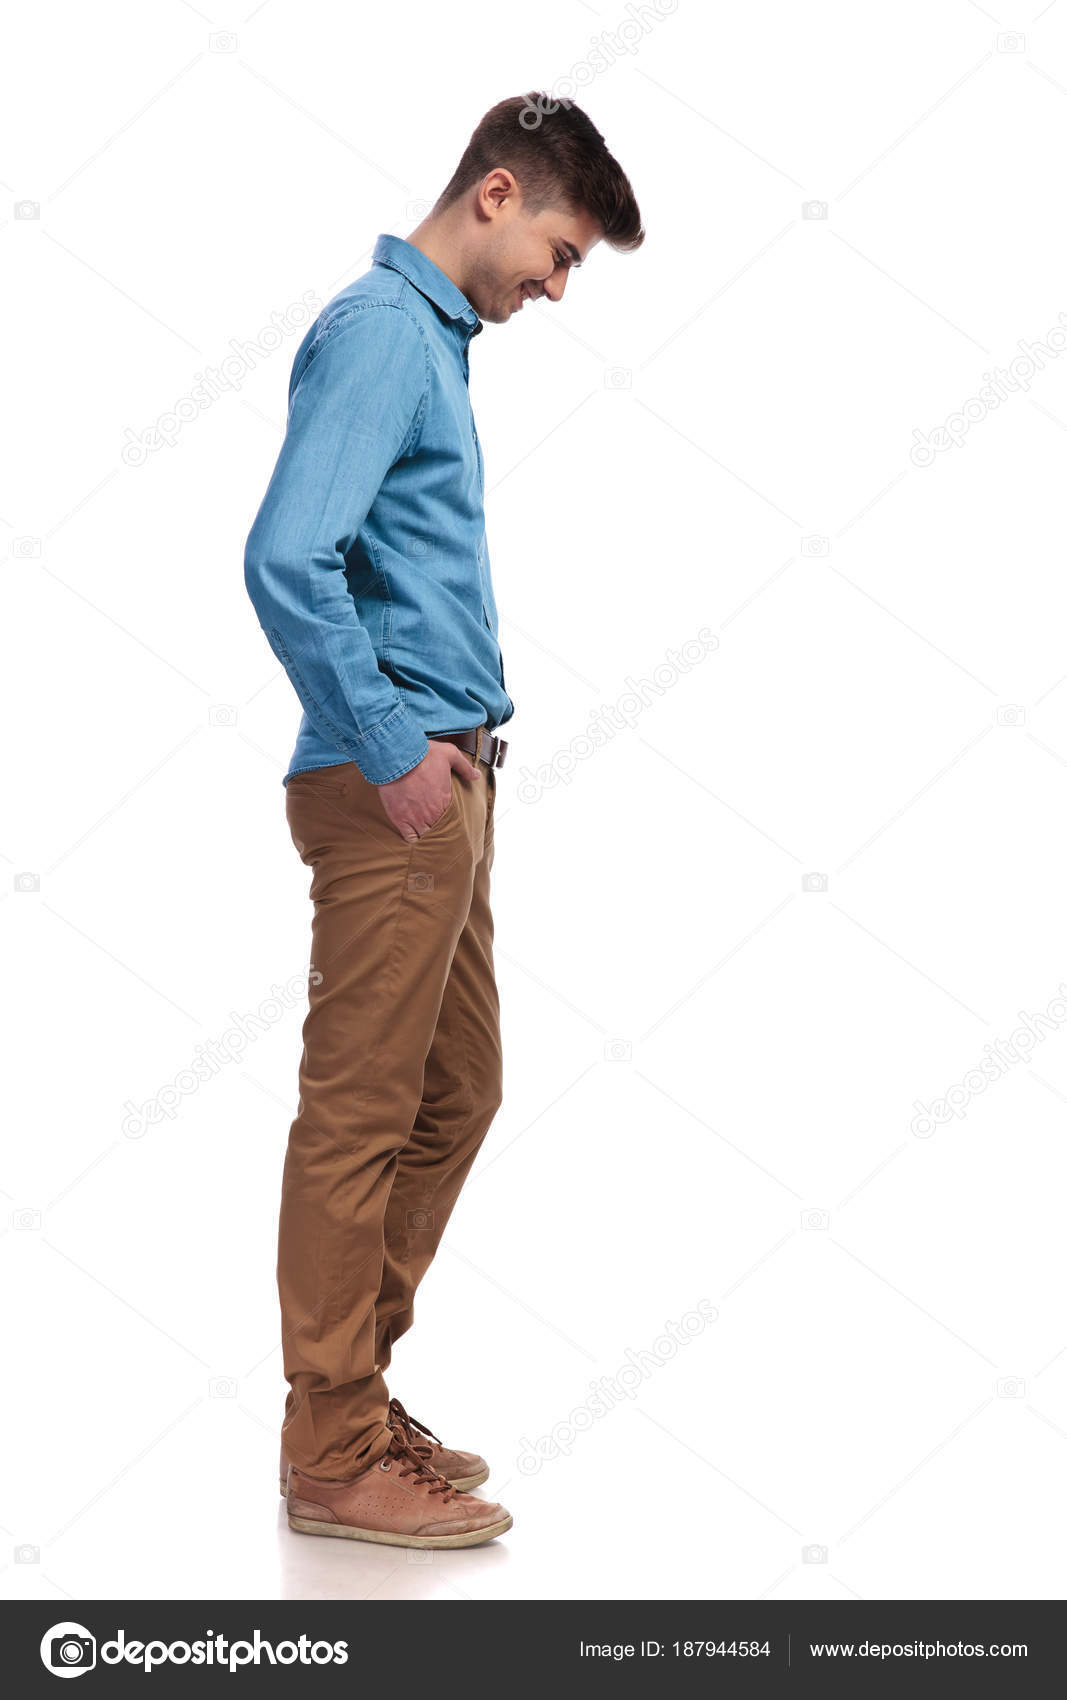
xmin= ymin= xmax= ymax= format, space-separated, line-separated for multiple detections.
xmin=287 ymin=1510 xmax=513 ymax=1549
xmin=278 ymin=1464 xmax=489 ymax=1496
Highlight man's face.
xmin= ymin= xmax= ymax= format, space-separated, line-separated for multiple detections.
xmin=468 ymin=197 xmax=604 ymax=325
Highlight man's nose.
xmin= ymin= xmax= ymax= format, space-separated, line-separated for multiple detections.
xmin=541 ymin=271 xmax=567 ymax=304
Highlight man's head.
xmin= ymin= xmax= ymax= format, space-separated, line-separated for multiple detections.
xmin=409 ymin=93 xmax=644 ymax=325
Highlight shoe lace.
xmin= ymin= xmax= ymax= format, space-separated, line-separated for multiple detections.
xmin=386 ymin=1429 xmax=455 ymax=1499
xmin=387 ymin=1397 xmax=443 ymax=1459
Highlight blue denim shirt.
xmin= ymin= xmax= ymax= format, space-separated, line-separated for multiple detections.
xmin=244 ymin=234 xmax=514 ymax=786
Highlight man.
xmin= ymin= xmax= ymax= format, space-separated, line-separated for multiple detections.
xmin=244 ymin=92 xmax=643 ymax=1550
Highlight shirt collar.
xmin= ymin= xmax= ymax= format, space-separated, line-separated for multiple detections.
xmin=372 ymin=234 xmax=482 ymax=337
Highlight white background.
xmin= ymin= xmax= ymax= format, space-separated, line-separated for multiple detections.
xmin=3 ymin=0 xmax=1067 ymax=1603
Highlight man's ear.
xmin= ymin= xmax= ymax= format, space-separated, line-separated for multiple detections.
xmin=481 ymin=168 xmax=518 ymax=215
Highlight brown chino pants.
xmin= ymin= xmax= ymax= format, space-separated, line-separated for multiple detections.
xmin=277 ymin=746 xmax=500 ymax=1480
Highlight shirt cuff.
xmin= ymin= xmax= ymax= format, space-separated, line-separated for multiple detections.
xmin=348 ymin=700 xmax=430 ymax=785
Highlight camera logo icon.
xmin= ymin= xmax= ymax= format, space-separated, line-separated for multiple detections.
xmin=802 ymin=200 xmax=828 ymax=221
xmin=41 ymin=1622 xmax=96 ymax=1677
xmin=995 ymin=1375 xmax=1025 ymax=1399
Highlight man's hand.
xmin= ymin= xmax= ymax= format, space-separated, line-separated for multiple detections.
xmin=377 ymin=741 xmax=480 ymax=841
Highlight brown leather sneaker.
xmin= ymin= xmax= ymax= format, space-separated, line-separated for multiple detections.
xmin=277 ymin=1397 xmax=489 ymax=1495
xmin=285 ymin=1431 xmax=512 ymax=1550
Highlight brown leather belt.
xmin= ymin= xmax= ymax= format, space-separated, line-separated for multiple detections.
xmin=426 ymin=726 xmax=508 ymax=770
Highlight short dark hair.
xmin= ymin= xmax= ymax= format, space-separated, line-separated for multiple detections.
xmin=434 ymin=93 xmax=644 ymax=253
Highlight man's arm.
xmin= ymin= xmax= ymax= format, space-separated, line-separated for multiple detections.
xmin=243 ymin=302 xmax=431 ymax=784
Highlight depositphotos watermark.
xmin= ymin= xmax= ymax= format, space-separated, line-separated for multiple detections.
xmin=517 ymin=627 xmax=718 ymax=803
xmin=40 ymin=1622 xmax=348 ymax=1676
xmin=120 ymin=969 xmax=321 ymax=1136
xmin=516 ymin=1300 xmax=718 ymax=1474
xmin=910 ymin=980 xmax=1067 ymax=1135
xmin=519 ymin=0 xmax=679 ymax=127
xmin=120 ymin=290 xmax=323 ymax=465
xmin=909 ymin=309 xmax=1067 ymax=467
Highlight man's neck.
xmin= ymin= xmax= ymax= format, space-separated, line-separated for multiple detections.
xmin=406 ymin=216 xmax=470 ymax=301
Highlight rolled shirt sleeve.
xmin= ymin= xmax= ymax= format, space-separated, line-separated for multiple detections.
xmin=243 ymin=303 xmax=432 ymax=784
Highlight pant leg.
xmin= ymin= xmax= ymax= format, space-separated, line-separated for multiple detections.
xmin=277 ymin=754 xmax=486 ymax=1479
xmin=374 ymin=764 xmax=501 ymax=1374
